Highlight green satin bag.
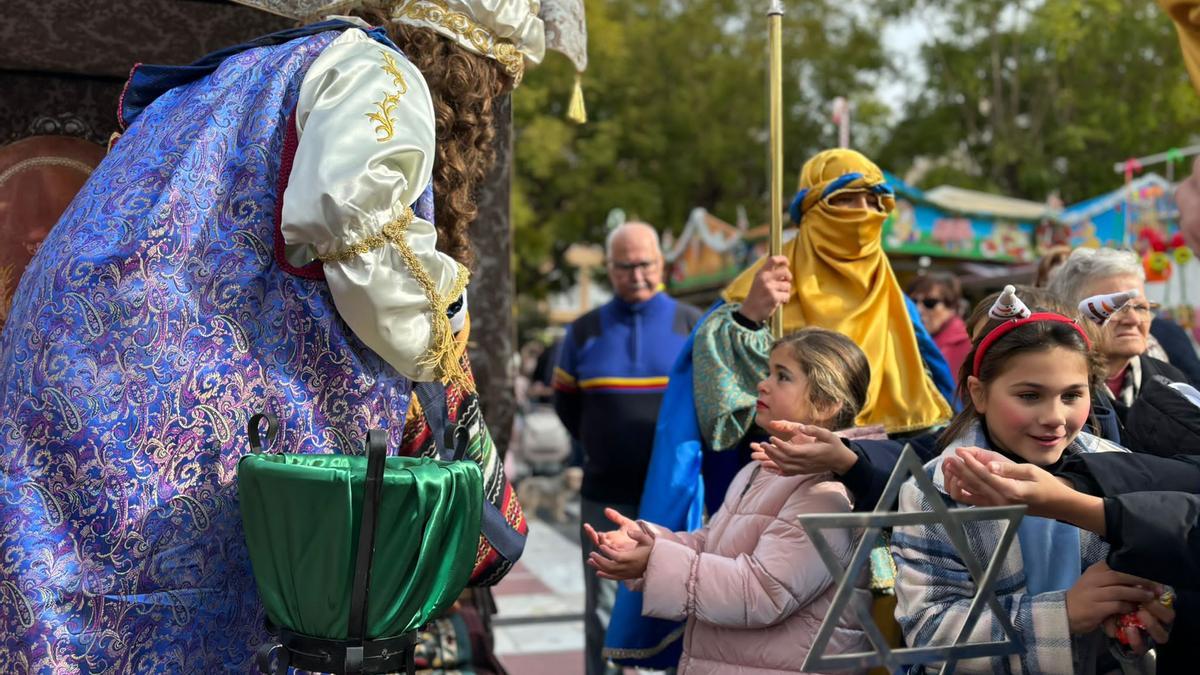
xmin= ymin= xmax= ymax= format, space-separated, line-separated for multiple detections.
xmin=238 ymin=416 xmax=483 ymax=643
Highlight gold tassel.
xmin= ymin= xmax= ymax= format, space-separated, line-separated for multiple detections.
xmin=566 ymin=72 xmax=587 ymax=125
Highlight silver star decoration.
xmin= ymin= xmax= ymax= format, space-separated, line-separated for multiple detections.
xmin=798 ymin=445 xmax=1026 ymax=675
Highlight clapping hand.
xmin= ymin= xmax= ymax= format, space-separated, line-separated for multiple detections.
xmin=582 ymin=507 xmax=641 ymax=553
xmin=583 ymin=508 xmax=655 ymax=580
xmin=586 ymin=527 xmax=653 ymax=581
xmin=750 ymin=420 xmax=858 ymax=476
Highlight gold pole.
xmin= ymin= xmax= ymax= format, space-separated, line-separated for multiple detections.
xmin=768 ymin=0 xmax=785 ymax=338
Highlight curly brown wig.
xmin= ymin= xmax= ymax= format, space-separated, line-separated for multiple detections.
xmin=354 ymin=11 xmax=515 ymax=270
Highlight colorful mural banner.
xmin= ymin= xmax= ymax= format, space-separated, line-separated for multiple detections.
xmin=1060 ymin=173 xmax=1179 ymax=251
xmin=880 ymin=173 xmax=1040 ymax=262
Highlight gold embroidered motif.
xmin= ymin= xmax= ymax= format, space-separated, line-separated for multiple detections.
xmin=366 ymin=52 xmax=410 ymax=142
xmin=381 ymin=53 xmax=410 ymax=94
xmin=366 ymin=91 xmax=402 ymax=142
xmin=392 ymin=0 xmax=526 ymax=84
xmin=318 ymin=208 xmax=472 ymax=386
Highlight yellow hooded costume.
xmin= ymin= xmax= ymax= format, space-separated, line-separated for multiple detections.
xmin=1160 ymin=0 xmax=1200 ymax=93
xmin=722 ymin=149 xmax=951 ymax=433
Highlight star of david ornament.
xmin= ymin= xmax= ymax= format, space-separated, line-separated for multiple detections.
xmin=798 ymin=445 xmax=1026 ymax=675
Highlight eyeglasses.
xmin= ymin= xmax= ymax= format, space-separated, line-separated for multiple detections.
xmin=1112 ymin=301 xmax=1159 ymax=319
xmin=610 ymin=260 xmax=657 ymax=275
xmin=916 ymin=297 xmax=947 ymax=310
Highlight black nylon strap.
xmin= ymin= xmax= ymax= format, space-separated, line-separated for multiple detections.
xmin=347 ymin=429 xmax=388 ymax=651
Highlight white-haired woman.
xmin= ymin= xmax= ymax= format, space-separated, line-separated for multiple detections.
xmin=1047 ymin=248 xmax=1188 ymax=428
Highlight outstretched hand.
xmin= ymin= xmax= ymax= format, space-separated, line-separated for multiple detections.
xmin=587 ymin=527 xmax=654 ymax=581
xmin=582 ymin=507 xmax=641 ymax=554
xmin=943 ymin=446 xmax=1108 ymax=534
xmin=942 ymin=447 xmax=1070 ymax=513
xmin=750 ymin=420 xmax=858 ymax=476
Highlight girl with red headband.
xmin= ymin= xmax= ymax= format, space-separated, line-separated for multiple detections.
xmin=891 ymin=285 xmax=1163 ymax=673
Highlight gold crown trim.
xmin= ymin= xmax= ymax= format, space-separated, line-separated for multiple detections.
xmin=392 ymin=0 xmax=525 ymax=84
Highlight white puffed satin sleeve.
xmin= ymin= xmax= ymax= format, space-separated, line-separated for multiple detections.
xmin=282 ymin=28 xmax=468 ymax=384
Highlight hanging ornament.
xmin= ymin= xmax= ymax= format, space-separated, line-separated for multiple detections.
xmin=1124 ymin=158 xmax=1144 ymax=183
xmin=1138 ymin=226 xmax=1167 ymax=252
xmin=1145 ymin=251 xmax=1173 ymax=282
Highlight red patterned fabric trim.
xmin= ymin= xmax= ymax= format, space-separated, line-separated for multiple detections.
xmin=273 ymin=108 xmax=326 ymax=280
xmin=116 ymin=63 xmax=142 ymax=131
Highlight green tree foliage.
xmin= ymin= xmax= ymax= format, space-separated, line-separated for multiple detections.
xmin=875 ymin=0 xmax=1200 ymax=201
xmin=512 ymin=0 xmax=891 ymax=298
xmin=512 ymin=0 xmax=1200 ymax=304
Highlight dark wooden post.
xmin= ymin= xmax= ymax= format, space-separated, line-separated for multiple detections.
xmin=468 ymin=93 xmax=516 ymax=457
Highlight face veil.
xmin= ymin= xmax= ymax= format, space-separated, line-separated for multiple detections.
xmin=724 ymin=148 xmax=952 ymax=433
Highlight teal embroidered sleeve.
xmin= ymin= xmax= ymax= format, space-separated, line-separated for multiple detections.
xmin=693 ymin=303 xmax=772 ymax=451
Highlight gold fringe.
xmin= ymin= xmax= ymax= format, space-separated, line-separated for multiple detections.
xmin=566 ymin=72 xmax=587 ymax=125
xmin=319 ymin=207 xmax=472 ymax=387
xmin=107 ymin=132 xmax=122 ymax=153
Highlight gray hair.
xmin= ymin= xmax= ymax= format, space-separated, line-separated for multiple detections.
xmin=605 ymin=221 xmax=662 ymax=259
xmin=1046 ymin=247 xmax=1145 ymax=304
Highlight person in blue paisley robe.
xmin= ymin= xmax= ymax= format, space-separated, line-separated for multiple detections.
xmin=0 ymin=1 xmax=541 ymax=671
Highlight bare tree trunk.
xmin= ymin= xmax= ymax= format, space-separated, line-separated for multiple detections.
xmin=468 ymin=93 xmax=516 ymax=458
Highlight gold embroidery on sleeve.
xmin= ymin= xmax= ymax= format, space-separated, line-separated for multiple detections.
xmin=365 ymin=52 xmax=410 ymax=142
xmin=318 ymin=207 xmax=472 ymax=387
xmin=381 ymin=53 xmax=410 ymax=94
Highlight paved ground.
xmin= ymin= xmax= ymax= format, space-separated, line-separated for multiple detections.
xmin=494 ymin=505 xmax=587 ymax=675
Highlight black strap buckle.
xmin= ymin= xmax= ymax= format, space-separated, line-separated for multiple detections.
xmin=247 ymin=412 xmax=279 ymax=453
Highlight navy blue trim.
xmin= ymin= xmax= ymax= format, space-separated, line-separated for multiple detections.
xmin=414 ymin=382 xmax=454 ymax=460
xmin=789 ymin=173 xmax=895 ymax=223
xmin=481 ymin=501 xmax=526 ymax=562
xmin=120 ymin=20 xmax=400 ymax=129
xmin=788 ymin=188 xmax=808 ymax=224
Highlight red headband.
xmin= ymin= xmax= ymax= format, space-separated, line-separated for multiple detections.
xmin=972 ymin=313 xmax=1092 ymax=378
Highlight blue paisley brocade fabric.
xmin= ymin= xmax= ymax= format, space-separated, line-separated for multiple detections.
xmin=0 ymin=31 xmax=432 ymax=672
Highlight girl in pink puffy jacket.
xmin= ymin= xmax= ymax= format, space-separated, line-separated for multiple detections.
xmin=585 ymin=327 xmax=871 ymax=674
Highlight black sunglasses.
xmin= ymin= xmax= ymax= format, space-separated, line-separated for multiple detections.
xmin=917 ymin=297 xmax=947 ymax=309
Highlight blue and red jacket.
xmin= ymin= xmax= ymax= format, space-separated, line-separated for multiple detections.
xmin=554 ymin=292 xmax=701 ymax=503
